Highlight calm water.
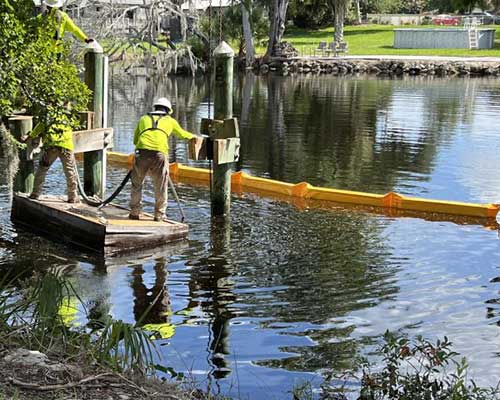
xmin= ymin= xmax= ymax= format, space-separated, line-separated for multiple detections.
xmin=1 ymin=73 xmax=500 ymax=398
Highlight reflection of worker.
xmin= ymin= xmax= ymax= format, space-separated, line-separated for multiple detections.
xmin=23 ymin=119 xmax=79 ymax=203
xmin=132 ymin=260 xmax=175 ymax=339
xmin=129 ymin=98 xmax=194 ymax=222
xmin=40 ymin=0 xmax=94 ymax=52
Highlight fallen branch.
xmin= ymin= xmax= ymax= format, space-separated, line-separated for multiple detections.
xmin=8 ymin=372 xmax=116 ymax=391
xmin=115 ymin=372 xmax=151 ymax=396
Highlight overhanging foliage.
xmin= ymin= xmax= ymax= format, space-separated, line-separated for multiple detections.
xmin=0 ymin=0 xmax=90 ymax=136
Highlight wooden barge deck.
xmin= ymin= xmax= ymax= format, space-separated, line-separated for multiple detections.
xmin=11 ymin=194 xmax=189 ymax=256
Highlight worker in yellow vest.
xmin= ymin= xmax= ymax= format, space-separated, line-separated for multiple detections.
xmin=23 ymin=118 xmax=79 ymax=203
xmin=129 ymin=98 xmax=194 ymax=222
xmin=40 ymin=0 xmax=94 ymax=52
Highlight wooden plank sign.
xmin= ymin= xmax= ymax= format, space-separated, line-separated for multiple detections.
xmin=73 ymin=127 xmax=113 ymax=154
xmin=188 ymin=136 xmax=208 ymax=160
xmin=200 ymin=117 xmax=239 ymax=139
xmin=195 ymin=118 xmax=240 ymax=163
xmin=217 ymin=117 xmax=239 ymax=139
xmin=213 ymin=137 xmax=240 ymax=164
xmin=200 ymin=118 xmax=223 ymax=137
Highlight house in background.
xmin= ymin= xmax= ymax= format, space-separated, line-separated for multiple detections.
xmin=181 ymin=0 xmax=236 ymax=14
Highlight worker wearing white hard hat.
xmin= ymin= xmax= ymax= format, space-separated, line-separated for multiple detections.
xmin=129 ymin=98 xmax=195 ymax=221
xmin=153 ymin=98 xmax=174 ymax=113
xmin=40 ymin=0 xmax=94 ymax=53
xmin=44 ymin=0 xmax=65 ymax=7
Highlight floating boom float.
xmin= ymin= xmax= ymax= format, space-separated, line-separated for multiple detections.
xmin=107 ymin=152 xmax=499 ymax=221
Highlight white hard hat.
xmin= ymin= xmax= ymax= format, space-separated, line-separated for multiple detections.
xmin=44 ymin=0 xmax=65 ymax=8
xmin=153 ymin=97 xmax=173 ymax=114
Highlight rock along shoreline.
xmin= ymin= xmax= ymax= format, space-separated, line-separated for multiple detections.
xmin=257 ymin=56 xmax=500 ymax=77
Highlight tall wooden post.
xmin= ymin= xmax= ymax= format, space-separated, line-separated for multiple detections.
xmin=212 ymin=41 xmax=234 ymax=217
xmin=9 ymin=116 xmax=34 ymax=194
xmin=84 ymin=49 xmax=106 ymax=198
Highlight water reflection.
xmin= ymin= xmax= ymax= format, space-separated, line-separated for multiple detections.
xmin=131 ymin=258 xmax=175 ymax=338
xmin=100 ymin=72 xmax=500 ymax=205
xmin=235 ymin=75 xmax=480 ymax=199
xmin=189 ymin=219 xmax=235 ymax=379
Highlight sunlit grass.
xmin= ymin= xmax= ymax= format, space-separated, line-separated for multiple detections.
xmin=279 ymin=24 xmax=500 ymax=57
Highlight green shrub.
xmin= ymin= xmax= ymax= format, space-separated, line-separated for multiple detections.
xmin=0 ymin=0 xmax=90 ymax=134
xmin=359 ymin=331 xmax=500 ymax=400
xmin=187 ymin=36 xmax=206 ymax=61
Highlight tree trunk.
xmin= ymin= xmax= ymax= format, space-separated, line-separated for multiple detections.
xmin=353 ymin=0 xmax=361 ymax=25
xmin=333 ymin=0 xmax=350 ymax=43
xmin=264 ymin=0 xmax=289 ymax=59
xmin=241 ymin=2 xmax=255 ymax=67
xmin=240 ymin=72 xmax=255 ymax=125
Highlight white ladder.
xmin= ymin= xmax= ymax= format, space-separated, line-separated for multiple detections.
xmin=469 ymin=28 xmax=478 ymax=49
xmin=466 ymin=17 xmax=479 ymax=49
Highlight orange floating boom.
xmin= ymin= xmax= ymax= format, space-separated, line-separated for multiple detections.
xmin=107 ymin=152 xmax=499 ymax=220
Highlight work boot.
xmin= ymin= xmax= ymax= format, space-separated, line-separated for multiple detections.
xmin=154 ymin=213 xmax=167 ymax=222
xmin=67 ymin=197 xmax=80 ymax=204
xmin=129 ymin=213 xmax=140 ymax=220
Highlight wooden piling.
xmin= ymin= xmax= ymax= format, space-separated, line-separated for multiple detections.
xmin=212 ymin=41 xmax=235 ymax=217
xmin=84 ymin=50 xmax=105 ymax=198
xmin=9 ymin=116 xmax=34 ymax=194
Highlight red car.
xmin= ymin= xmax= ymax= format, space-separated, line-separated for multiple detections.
xmin=432 ymin=14 xmax=461 ymax=25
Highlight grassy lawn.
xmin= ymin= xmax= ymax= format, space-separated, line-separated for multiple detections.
xmin=281 ymin=24 xmax=500 ymax=57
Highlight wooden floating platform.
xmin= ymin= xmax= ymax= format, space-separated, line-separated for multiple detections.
xmin=11 ymin=194 xmax=189 ymax=256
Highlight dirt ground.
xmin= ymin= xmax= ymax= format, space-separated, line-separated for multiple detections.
xmin=0 ymin=348 xmax=204 ymax=400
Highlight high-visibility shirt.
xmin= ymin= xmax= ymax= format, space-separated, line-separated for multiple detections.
xmin=41 ymin=8 xmax=88 ymax=51
xmin=133 ymin=114 xmax=194 ymax=155
xmin=29 ymin=122 xmax=74 ymax=151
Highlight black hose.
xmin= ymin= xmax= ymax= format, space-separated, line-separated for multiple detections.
xmin=75 ymin=169 xmax=102 ymax=207
xmin=74 ymin=158 xmax=132 ymax=208
xmin=97 ymin=170 xmax=132 ymax=210
xmin=74 ymin=159 xmax=185 ymax=223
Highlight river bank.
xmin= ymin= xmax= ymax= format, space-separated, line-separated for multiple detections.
xmin=259 ymin=55 xmax=500 ymax=76
xmin=0 ymin=348 xmax=199 ymax=400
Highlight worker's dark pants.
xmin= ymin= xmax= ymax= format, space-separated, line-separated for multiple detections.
xmin=31 ymin=146 xmax=78 ymax=202
xmin=129 ymin=149 xmax=168 ymax=219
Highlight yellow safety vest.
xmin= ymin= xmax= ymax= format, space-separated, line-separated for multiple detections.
xmin=133 ymin=113 xmax=193 ymax=155
xmin=30 ymin=121 xmax=74 ymax=151
xmin=41 ymin=8 xmax=88 ymax=51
